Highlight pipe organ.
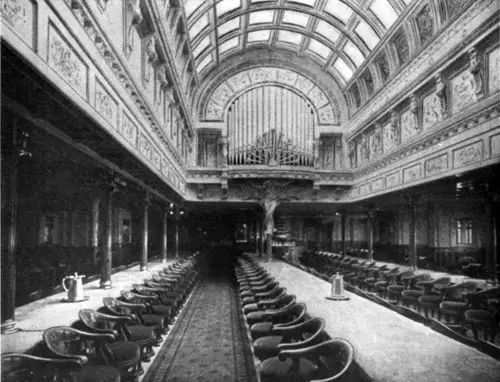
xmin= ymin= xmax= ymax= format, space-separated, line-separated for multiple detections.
xmin=227 ymin=85 xmax=315 ymax=167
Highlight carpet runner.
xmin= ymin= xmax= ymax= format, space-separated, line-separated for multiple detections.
xmin=142 ymin=269 xmax=258 ymax=382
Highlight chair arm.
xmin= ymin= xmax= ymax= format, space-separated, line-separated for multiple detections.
xmin=116 ymin=300 xmax=147 ymax=310
xmin=72 ymin=328 xmax=117 ymax=342
xmin=2 ymin=353 xmax=85 ymax=370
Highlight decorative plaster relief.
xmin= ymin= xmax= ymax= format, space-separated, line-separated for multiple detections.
xmin=372 ymin=177 xmax=384 ymax=191
xmin=227 ymin=71 xmax=251 ymax=92
xmin=400 ymin=109 xmax=420 ymax=143
xmin=415 ymin=4 xmax=434 ymax=45
xmin=161 ymin=157 xmax=169 ymax=178
xmin=1 ymin=0 xmax=35 ymax=47
xmin=360 ymin=183 xmax=371 ymax=195
xmin=490 ymin=134 xmax=500 ymax=157
xmin=276 ymin=70 xmax=298 ymax=86
xmin=318 ymin=105 xmax=335 ymax=124
xmin=206 ymin=100 xmax=223 ymax=120
xmin=403 ymin=164 xmax=422 ymax=183
xmin=370 ymin=128 xmax=383 ymax=159
xmin=139 ymin=133 xmax=152 ymax=160
xmin=212 ymin=83 xmax=233 ymax=106
xmin=308 ymin=87 xmax=328 ymax=108
xmin=425 ymin=153 xmax=448 ymax=176
xmin=121 ymin=112 xmax=138 ymax=146
xmin=453 ymin=140 xmax=483 ymax=168
xmin=94 ymin=79 xmax=118 ymax=128
xmin=294 ymin=75 xmax=314 ymax=94
xmin=422 ymin=92 xmax=444 ymax=130
xmin=48 ymin=24 xmax=87 ymax=98
xmin=450 ymin=69 xmax=477 ymax=114
xmin=385 ymin=171 xmax=401 ymax=188
xmin=383 ymin=121 xmax=399 ymax=152
xmin=152 ymin=149 xmax=161 ymax=170
xmin=488 ymin=46 xmax=500 ymax=94
xmin=249 ymin=67 xmax=275 ymax=83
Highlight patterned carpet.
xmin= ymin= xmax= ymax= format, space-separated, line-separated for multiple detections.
xmin=143 ymin=268 xmax=258 ymax=382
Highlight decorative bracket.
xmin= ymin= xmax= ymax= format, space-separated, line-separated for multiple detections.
xmin=468 ymin=47 xmax=484 ymax=99
xmin=435 ymin=73 xmax=447 ymax=119
xmin=127 ymin=0 xmax=142 ymax=25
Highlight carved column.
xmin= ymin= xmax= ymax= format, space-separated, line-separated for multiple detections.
xmin=91 ymin=195 xmax=100 ymax=266
xmin=162 ymin=210 xmax=168 ymax=264
xmin=140 ymin=193 xmax=151 ymax=271
xmin=100 ymin=181 xmax=117 ymax=289
xmin=406 ymin=195 xmax=418 ymax=270
xmin=1 ymin=116 xmax=23 ymax=334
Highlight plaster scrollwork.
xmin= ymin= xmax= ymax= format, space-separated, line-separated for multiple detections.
xmin=468 ymin=47 xmax=484 ymax=99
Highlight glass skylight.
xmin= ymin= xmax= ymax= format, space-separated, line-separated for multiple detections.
xmin=287 ymin=0 xmax=317 ymax=7
xmin=249 ymin=10 xmax=275 ymax=24
xmin=355 ymin=21 xmax=379 ymax=50
xmin=184 ymin=0 xmax=205 ymax=20
xmin=344 ymin=41 xmax=365 ymax=67
xmin=324 ymin=0 xmax=354 ymax=24
xmin=333 ymin=57 xmax=353 ymax=81
xmin=282 ymin=10 xmax=310 ymax=28
xmin=218 ymin=36 xmax=239 ymax=55
xmin=216 ymin=0 xmax=241 ymax=17
xmin=277 ymin=30 xmax=303 ymax=45
xmin=370 ymin=0 xmax=399 ymax=29
xmin=196 ymin=55 xmax=212 ymax=73
xmin=315 ymin=20 xmax=341 ymax=43
xmin=189 ymin=13 xmax=209 ymax=40
xmin=218 ymin=17 xmax=240 ymax=37
xmin=247 ymin=30 xmax=271 ymax=43
xmin=193 ymin=36 xmax=211 ymax=58
xmin=308 ymin=39 xmax=331 ymax=60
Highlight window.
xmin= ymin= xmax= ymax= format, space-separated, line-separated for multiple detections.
xmin=456 ymin=218 xmax=473 ymax=245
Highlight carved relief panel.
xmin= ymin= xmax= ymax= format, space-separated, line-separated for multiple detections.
xmin=321 ymin=139 xmax=335 ymax=170
xmin=415 ymin=4 xmax=435 ymax=45
xmin=370 ymin=127 xmax=383 ymax=160
xmin=488 ymin=46 xmax=500 ymax=94
xmin=422 ymin=92 xmax=444 ymax=130
xmin=400 ymin=109 xmax=420 ymax=143
xmin=450 ymin=69 xmax=477 ymax=114
xmin=383 ymin=120 xmax=399 ymax=152
xmin=95 ymin=79 xmax=118 ymax=128
xmin=1 ymin=0 xmax=36 ymax=48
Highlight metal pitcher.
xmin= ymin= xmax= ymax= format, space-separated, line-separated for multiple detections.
xmin=61 ymin=272 xmax=86 ymax=301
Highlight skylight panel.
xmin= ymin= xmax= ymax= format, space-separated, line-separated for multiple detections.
xmin=218 ymin=36 xmax=239 ymax=55
xmin=333 ymin=57 xmax=353 ymax=81
xmin=282 ymin=10 xmax=310 ymax=28
xmin=249 ymin=10 xmax=275 ymax=25
xmin=324 ymin=0 xmax=354 ymax=24
xmin=216 ymin=0 xmax=241 ymax=17
xmin=184 ymin=0 xmax=205 ymax=20
xmin=251 ymin=0 xmax=271 ymax=2
xmin=193 ymin=36 xmax=211 ymax=58
xmin=247 ymin=30 xmax=271 ymax=43
xmin=315 ymin=20 xmax=341 ymax=43
xmin=343 ymin=41 xmax=365 ymax=67
xmin=286 ymin=0 xmax=316 ymax=7
xmin=277 ymin=30 xmax=303 ymax=45
xmin=218 ymin=17 xmax=240 ymax=37
xmin=355 ymin=21 xmax=379 ymax=50
xmin=370 ymin=0 xmax=399 ymax=29
xmin=189 ymin=14 xmax=209 ymax=40
xmin=196 ymin=55 xmax=212 ymax=73
xmin=308 ymin=39 xmax=331 ymax=60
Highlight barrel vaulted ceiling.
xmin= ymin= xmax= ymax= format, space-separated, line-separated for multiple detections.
xmin=182 ymin=0 xmax=413 ymax=90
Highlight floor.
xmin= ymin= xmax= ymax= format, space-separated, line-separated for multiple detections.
xmin=261 ymin=259 xmax=500 ymax=382
xmin=1 ymin=258 xmax=174 ymax=355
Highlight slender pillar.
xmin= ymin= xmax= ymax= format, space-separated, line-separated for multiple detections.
xmin=100 ymin=183 xmax=116 ymax=289
xmin=91 ymin=195 xmax=100 ymax=266
xmin=366 ymin=210 xmax=374 ymax=261
xmin=259 ymin=216 xmax=265 ymax=257
xmin=341 ymin=212 xmax=347 ymax=256
xmin=162 ymin=211 xmax=168 ymax=263
xmin=175 ymin=218 xmax=180 ymax=259
xmin=255 ymin=218 xmax=260 ymax=255
xmin=408 ymin=195 xmax=418 ymax=270
xmin=140 ymin=194 xmax=151 ymax=271
xmin=1 ymin=117 xmax=21 ymax=334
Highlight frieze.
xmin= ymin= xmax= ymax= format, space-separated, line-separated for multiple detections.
xmin=1 ymin=0 xmax=35 ymax=47
xmin=152 ymin=149 xmax=161 ymax=170
xmin=48 ymin=24 xmax=88 ymax=98
xmin=488 ymin=46 xmax=500 ymax=94
xmin=139 ymin=133 xmax=152 ymax=160
xmin=276 ymin=70 xmax=298 ymax=86
xmin=359 ymin=183 xmax=371 ymax=195
xmin=385 ymin=171 xmax=401 ymax=188
xmin=249 ymin=67 xmax=275 ymax=83
xmin=400 ymin=108 xmax=420 ymax=143
xmin=490 ymin=134 xmax=500 ymax=157
xmin=403 ymin=164 xmax=422 ymax=183
xmin=227 ymin=71 xmax=251 ymax=93
xmin=371 ymin=177 xmax=384 ymax=191
xmin=425 ymin=153 xmax=448 ymax=176
xmin=422 ymin=92 xmax=444 ymax=130
xmin=453 ymin=140 xmax=483 ymax=168
xmin=94 ymin=79 xmax=118 ymax=128
xmin=451 ymin=69 xmax=477 ymax=115
xmin=121 ymin=111 xmax=138 ymax=146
